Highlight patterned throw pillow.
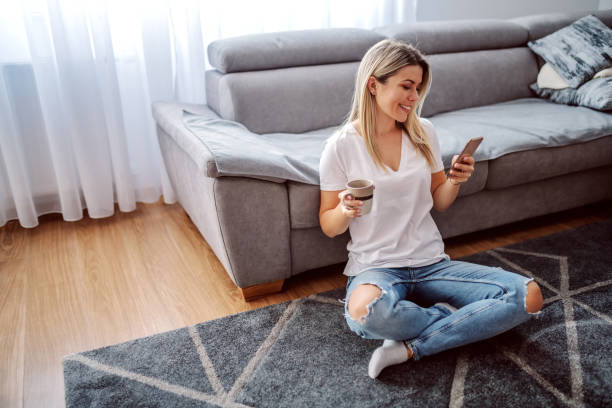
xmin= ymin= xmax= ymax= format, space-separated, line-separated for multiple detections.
xmin=530 ymin=77 xmax=612 ymax=112
xmin=528 ymin=15 xmax=612 ymax=88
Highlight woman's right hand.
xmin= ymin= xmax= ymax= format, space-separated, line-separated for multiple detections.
xmin=339 ymin=191 xmax=363 ymax=218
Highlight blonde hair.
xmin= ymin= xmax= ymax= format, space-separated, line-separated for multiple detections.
xmin=345 ymin=39 xmax=436 ymax=171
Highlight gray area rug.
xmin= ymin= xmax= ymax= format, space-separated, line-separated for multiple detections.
xmin=64 ymin=219 xmax=612 ymax=407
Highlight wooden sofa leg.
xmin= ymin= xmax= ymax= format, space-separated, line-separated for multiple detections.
xmin=240 ymin=279 xmax=285 ymax=301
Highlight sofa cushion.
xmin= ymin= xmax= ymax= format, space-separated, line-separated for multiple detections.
xmin=207 ymin=28 xmax=385 ymax=73
xmin=374 ymin=19 xmax=527 ymax=54
xmin=287 ymin=161 xmax=488 ymax=230
xmin=537 ymin=63 xmax=570 ymax=89
xmin=510 ymin=9 xmax=612 ymax=41
xmin=527 ymin=15 xmax=612 ymax=88
xmin=486 ymin=135 xmax=612 ymax=190
xmin=595 ymin=68 xmax=612 ymax=79
xmin=178 ymin=98 xmax=612 ymax=187
xmin=288 ymin=182 xmax=320 ymax=229
xmin=423 ymin=48 xmax=537 ymax=117
xmin=429 ymin=98 xmax=612 ymax=169
xmin=291 ymin=228 xmax=350 ymax=274
xmin=434 ymin=166 xmax=612 ymax=239
xmin=530 ymin=78 xmax=612 ymax=112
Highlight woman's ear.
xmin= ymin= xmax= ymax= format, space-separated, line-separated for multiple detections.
xmin=368 ymin=76 xmax=376 ymax=95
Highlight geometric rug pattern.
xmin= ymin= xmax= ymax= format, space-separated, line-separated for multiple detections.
xmin=64 ymin=219 xmax=612 ymax=407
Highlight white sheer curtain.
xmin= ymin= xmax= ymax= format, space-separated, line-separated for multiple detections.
xmin=0 ymin=0 xmax=417 ymax=228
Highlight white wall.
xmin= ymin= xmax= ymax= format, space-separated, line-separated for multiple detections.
xmin=600 ymin=0 xmax=612 ymax=10
xmin=417 ymin=0 xmax=601 ymax=21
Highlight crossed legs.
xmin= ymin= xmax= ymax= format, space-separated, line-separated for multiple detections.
xmin=348 ymin=280 xmax=543 ymax=321
xmin=344 ymin=260 xmax=543 ymax=377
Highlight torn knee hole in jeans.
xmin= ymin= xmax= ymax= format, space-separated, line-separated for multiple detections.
xmin=524 ymin=279 xmax=543 ymax=315
xmin=348 ymin=287 xmax=384 ymax=324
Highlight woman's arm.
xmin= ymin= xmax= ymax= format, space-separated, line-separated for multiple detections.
xmin=319 ymin=190 xmax=361 ymax=238
xmin=430 ymin=155 xmax=475 ymax=212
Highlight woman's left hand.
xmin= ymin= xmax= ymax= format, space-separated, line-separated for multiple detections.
xmin=448 ymin=155 xmax=475 ymax=185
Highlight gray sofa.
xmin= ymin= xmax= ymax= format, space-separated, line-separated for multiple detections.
xmin=153 ymin=9 xmax=612 ymax=300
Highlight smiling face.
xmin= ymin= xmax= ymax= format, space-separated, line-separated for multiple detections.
xmin=368 ymin=64 xmax=423 ymax=126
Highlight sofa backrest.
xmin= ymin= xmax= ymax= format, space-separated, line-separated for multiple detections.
xmin=376 ymin=19 xmax=535 ymax=118
xmin=206 ymin=28 xmax=382 ymax=134
xmin=510 ymin=9 xmax=612 ymax=41
xmin=205 ymin=9 xmax=610 ymax=134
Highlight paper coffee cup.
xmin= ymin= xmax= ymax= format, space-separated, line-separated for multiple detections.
xmin=342 ymin=179 xmax=374 ymax=215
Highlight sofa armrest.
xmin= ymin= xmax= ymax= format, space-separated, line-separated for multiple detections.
xmin=153 ymin=102 xmax=288 ymax=183
xmin=152 ymin=102 xmax=218 ymax=177
xmin=213 ymin=177 xmax=292 ymax=287
xmin=157 ymin=117 xmax=292 ymax=289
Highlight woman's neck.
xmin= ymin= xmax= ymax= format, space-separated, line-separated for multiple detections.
xmin=374 ymin=109 xmax=401 ymax=140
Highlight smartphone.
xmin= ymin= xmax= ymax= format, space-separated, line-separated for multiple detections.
xmin=448 ymin=137 xmax=483 ymax=176
xmin=457 ymin=137 xmax=483 ymax=162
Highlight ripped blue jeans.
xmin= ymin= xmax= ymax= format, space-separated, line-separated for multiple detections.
xmin=344 ymin=258 xmax=537 ymax=361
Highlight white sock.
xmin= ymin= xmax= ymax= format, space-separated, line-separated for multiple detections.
xmin=434 ymin=302 xmax=458 ymax=313
xmin=368 ymin=340 xmax=410 ymax=379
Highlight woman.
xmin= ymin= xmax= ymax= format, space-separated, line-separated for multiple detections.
xmin=318 ymin=39 xmax=543 ymax=379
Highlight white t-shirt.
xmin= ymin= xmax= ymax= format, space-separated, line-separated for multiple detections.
xmin=319 ymin=118 xmax=450 ymax=276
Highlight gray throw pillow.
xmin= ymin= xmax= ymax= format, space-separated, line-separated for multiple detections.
xmin=530 ymin=77 xmax=612 ymax=112
xmin=528 ymin=15 xmax=612 ymax=88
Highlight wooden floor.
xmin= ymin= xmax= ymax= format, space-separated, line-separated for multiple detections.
xmin=1 ymin=199 xmax=611 ymax=407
